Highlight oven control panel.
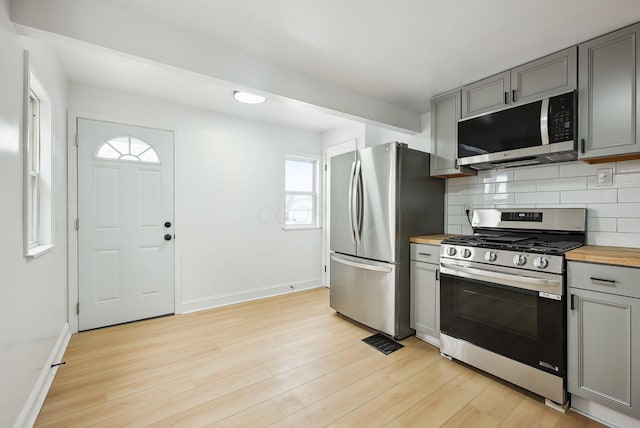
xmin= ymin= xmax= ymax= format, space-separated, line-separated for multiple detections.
xmin=440 ymin=245 xmax=564 ymax=274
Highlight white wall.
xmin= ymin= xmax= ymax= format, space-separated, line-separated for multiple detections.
xmin=446 ymin=160 xmax=640 ymax=247
xmin=0 ymin=2 xmax=69 ymax=425
xmin=320 ymin=113 xmax=430 ymax=153
xmin=69 ymin=83 xmax=323 ymax=314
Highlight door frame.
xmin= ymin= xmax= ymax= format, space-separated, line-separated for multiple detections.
xmin=67 ymin=110 xmax=179 ymax=333
xmin=321 ymin=139 xmax=357 ymax=287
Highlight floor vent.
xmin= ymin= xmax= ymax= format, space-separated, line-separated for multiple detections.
xmin=362 ymin=333 xmax=404 ymax=355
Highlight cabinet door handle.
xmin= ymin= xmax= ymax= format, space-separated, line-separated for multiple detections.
xmin=512 ymin=89 xmax=516 ymax=103
xmin=570 ymin=294 xmax=576 ymax=310
xmin=580 ymin=138 xmax=585 ymax=154
xmin=504 ymin=92 xmax=508 ymax=105
xmin=436 ymin=269 xmax=439 ymax=281
xmin=590 ymin=277 xmax=616 ymax=286
xmin=418 ymin=253 xmax=431 ymax=257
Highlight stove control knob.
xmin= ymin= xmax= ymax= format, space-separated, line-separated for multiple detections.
xmin=513 ymin=254 xmax=527 ymax=266
xmin=446 ymin=247 xmax=457 ymax=257
xmin=533 ymin=257 xmax=549 ymax=269
xmin=484 ymin=251 xmax=497 ymax=262
xmin=462 ymin=248 xmax=472 ymax=258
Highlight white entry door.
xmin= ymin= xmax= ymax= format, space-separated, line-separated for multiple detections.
xmin=78 ymin=118 xmax=175 ymax=331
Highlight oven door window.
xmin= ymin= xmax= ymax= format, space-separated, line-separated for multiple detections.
xmin=440 ymin=273 xmax=564 ymax=376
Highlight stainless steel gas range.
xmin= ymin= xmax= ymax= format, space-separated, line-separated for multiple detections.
xmin=439 ymin=208 xmax=586 ymax=407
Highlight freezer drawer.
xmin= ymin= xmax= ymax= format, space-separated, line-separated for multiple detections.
xmin=329 ymin=253 xmax=397 ymax=337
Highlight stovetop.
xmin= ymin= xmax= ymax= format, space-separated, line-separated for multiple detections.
xmin=442 ymin=235 xmax=584 ymax=255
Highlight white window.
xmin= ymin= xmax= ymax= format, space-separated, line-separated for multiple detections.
xmin=24 ymin=52 xmax=54 ymax=258
xmin=27 ymin=91 xmax=41 ymax=248
xmin=284 ymin=155 xmax=320 ymax=229
xmin=96 ymin=136 xmax=160 ymax=163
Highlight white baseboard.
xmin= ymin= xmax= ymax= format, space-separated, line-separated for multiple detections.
xmin=571 ymin=395 xmax=640 ymax=428
xmin=14 ymin=323 xmax=71 ymax=428
xmin=180 ymin=279 xmax=322 ymax=314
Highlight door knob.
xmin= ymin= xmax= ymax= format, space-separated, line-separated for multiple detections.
xmin=164 ymin=221 xmax=172 ymax=228
xmin=164 ymin=234 xmax=173 ymax=241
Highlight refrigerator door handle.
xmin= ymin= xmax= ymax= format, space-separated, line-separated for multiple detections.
xmin=357 ymin=163 xmax=364 ymax=241
xmin=330 ymin=255 xmax=392 ymax=273
xmin=353 ymin=160 xmax=362 ymax=243
xmin=347 ymin=160 xmax=357 ymax=244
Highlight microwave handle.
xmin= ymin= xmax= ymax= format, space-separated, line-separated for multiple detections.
xmin=540 ymin=98 xmax=549 ymax=146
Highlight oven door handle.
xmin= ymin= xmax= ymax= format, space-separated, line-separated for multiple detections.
xmin=440 ymin=262 xmax=563 ymax=295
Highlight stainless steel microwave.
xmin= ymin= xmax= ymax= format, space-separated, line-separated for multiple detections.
xmin=457 ymin=92 xmax=577 ymax=170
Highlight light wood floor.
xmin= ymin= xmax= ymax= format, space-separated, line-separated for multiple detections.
xmin=36 ymin=287 xmax=603 ymax=427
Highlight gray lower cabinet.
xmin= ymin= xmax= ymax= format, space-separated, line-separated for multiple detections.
xmin=461 ymin=47 xmax=577 ymax=118
xmin=430 ymin=89 xmax=474 ymax=177
xmin=579 ymin=23 xmax=640 ymax=160
xmin=567 ymin=261 xmax=640 ymax=419
xmin=410 ymin=244 xmax=440 ymax=346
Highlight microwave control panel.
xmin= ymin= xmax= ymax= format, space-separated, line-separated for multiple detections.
xmin=548 ymin=93 xmax=575 ymax=143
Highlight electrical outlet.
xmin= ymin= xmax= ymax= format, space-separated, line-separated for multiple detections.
xmin=597 ymin=168 xmax=613 ymax=186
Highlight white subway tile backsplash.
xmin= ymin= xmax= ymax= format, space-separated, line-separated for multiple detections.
xmin=561 ymin=189 xmax=617 ymax=204
xmin=496 ymin=181 xmax=536 ymax=193
xmin=619 ymin=188 xmax=640 ymax=202
xmin=448 ymin=215 xmax=469 ymax=225
xmin=515 ymin=192 xmax=560 ymax=204
xmin=448 ymin=194 xmax=478 ymax=205
xmin=587 ymin=231 xmax=640 ymax=247
xmin=463 ymin=183 xmax=495 ymax=195
xmin=514 ymin=165 xmax=559 ymax=181
xmin=587 ymin=172 xmax=640 ymax=189
xmin=447 ymin=185 xmax=463 ymax=196
xmin=448 ymin=176 xmax=478 ymax=187
xmin=477 ymin=170 xmax=514 ymax=183
xmin=447 ymin=224 xmax=462 ymax=234
xmin=445 ymin=162 xmax=640 ymax=248
xmin=618 ymin=218 xmax=640 ymax=233
xmin=536 ymin=204 xmax=586 ymax=209
xmin=448 ymin=205 xmax=464 ymax=215
xmin=537 ymin=177 xmax=586 ymax=192
xmin=586 ymin=217 xmax=617 ymax=232
xmin=559 ymin=161 xmax=612 ymax=178
xmin=479 ymin=193 xmax=514 ymax=205
xmin=586 ymin=203 xmax=640 ymax=217
xmin=616 ymin=159 xmax=640 ymax=174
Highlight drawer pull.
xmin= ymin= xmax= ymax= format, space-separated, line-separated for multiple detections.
xmin=590 ymin=277 xmax=616 ymax=286
xmin=418 ymin=253 xmax=432 ymax=257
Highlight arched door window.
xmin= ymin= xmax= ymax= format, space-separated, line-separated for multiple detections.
xmin=95 ymin=136 xmax=160 ymax=163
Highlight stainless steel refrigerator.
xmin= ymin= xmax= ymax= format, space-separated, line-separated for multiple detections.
xmin=329 ymin=142 xmax=444 ymax=339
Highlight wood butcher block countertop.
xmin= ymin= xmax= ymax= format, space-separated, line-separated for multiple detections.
xmin=410 ymin=234 xmax=457 ymax=245
xmin=566 ymin=245 xmax=640 ymax=268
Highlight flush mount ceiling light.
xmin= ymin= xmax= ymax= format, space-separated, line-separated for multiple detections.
xmin=233 ymin=90 xmax=266 ymax=104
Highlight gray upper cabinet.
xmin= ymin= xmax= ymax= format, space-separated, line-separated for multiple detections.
xmin=511 ymin=47 xmax=577 ymax=105
xmin=461 ymin=47 xmax=577 ymax=119
xmin=579 ymin=23 xmax=640 ymax=160
xmin=461 ymin=71 xmax=510 ymax=118
xmin=430 ymin=89 xmax=474 ymax=177
xmin=567 ymin=261 xmax=640 ymax=419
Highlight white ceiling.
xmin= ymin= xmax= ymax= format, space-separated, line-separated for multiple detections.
xmin=50 ymin=38 xmax=356 ymax=132
xmin=21 ymin=0 xmax=640 ymax=132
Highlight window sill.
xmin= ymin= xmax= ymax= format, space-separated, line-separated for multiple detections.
xmin=27 ymin=244 xmax=55 ymax=259
xmin=282 ymin=226 xmax=322 ymax=231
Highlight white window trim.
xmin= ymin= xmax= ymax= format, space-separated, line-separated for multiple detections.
xmin=23 ymin=51 xmax=55 ymax=259
xmin=283 ymin=153 xmax=321 ymax=231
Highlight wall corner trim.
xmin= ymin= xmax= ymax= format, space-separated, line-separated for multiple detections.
xmin=13 ymin=323 xmax=71 ymax=428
